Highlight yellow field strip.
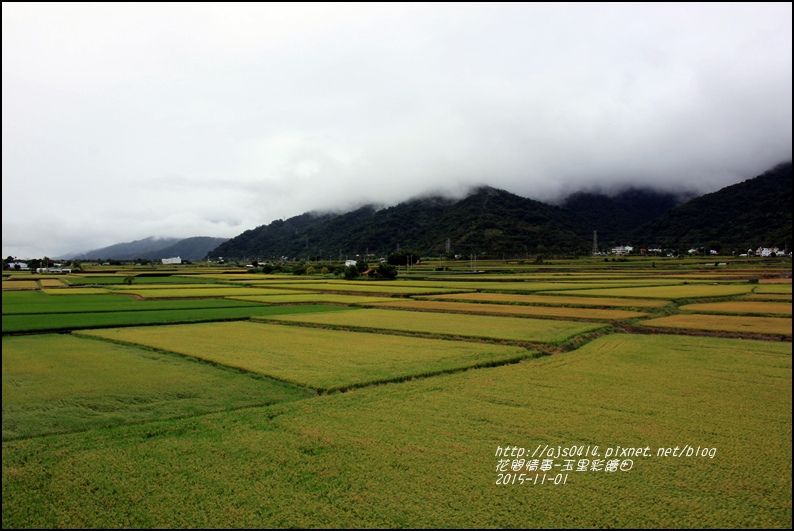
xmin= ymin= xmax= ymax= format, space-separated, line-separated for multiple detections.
xmin=366 ymin=299 xmax=649 ymax=320
xmin=418 ymin=292 xmax=669 ymax=308
xmin=679 ymin=301 xmax=792 ymax=316
xmin=640 ymin=314 xmax=792 ymax=336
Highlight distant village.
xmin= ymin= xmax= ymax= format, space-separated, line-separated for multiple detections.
xmin=4 ymin=247 xmax=790 ymax=272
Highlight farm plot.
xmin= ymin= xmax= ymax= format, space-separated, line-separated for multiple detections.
xmin=42 ymin=287 xmax=108 ymax=295
xmin=366 ymin=299 xmax=650 ymax=320
xmin=741 ymin=293 xmax=793 ymax=302
xmin=255 ymin=308 xmax=608 ymax=344
xmin=75 ymin=321 xmax=533 ymax=393
xmin=3 ymin=334 xmax=789 ymax=528
xmin=2 ymin=304 xmax=352 ymax=334
xmin=679 ymin=301 xmax=792 ymax=316
xmin=754 ymin=284 xmax=793 ymax=294
xmin=38 ymin=278 xmax=68 ymax=288
xmin=106 ymin=286 xmax=296 ymax=298
xmin=540 ymin=284 xmax=755 ymax=299
xmin=2 ymin=334 xmax=312 ymax=440
xmin=258 ymin=283 xmax=476 ymax=296
xmin=367 ymin=281 xmax=686 ymax=293
xmin=2 ymin=290 xmax=274 ymax=315
xmin=640 ymin=314 xmax=792 ymax=336
xmin=1 ymin=280 xmax=39 ymax=290
xmin=419 ymin=292 xmax=669 ymax=308
xmin=228 ymin=294 xmax=398 ymax=305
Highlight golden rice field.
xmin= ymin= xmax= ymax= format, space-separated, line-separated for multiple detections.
xmin=3 ymin=260 xmax=791 ymax=528
xmin=755 ymin=284 xmax=793 ymax=294
xmin=255 ymin=308 xmax=608 ymax=344
xmin=254 ymin=282 xmax=476 ymax=295
xmin=366 ymin=299 xmax=650 ymax=320
xmin=541 ymin=284 xmax=756 ymax=299
xmin=107 ymin=287 xmax=293 ymax=298
xmin=3 ymin=334 xmax=789 ymax=528
xmin=741 ymin=293 xmax=793 ymax=301
xmin=640 ymin=314 xmax=792 ymax=336
xmin=679 ymin=301 xmax=792 ymax=316
xmin=75 ymin=322 xmax=533 ymax=393
xmin=419 ymin=292 xmax=670 ymax=308
xmin=1 ymin=281 xmax=39 ymax=290
xmin=37 ymin=279 xmax=68 ymax=287
xmin=41 ymin=287 xmax=110 ymax=295
xmin=228 ymin=294 xmax=398 ymax=304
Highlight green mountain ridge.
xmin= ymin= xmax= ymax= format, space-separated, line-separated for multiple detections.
xmin=212 ymin=163 xmax=791 ymax=260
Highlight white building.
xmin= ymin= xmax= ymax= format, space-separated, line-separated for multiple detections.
xmin=611 ymin=246 xmax=633 ymax=255
xmin=161 ymin=256 xmax=182 ymax=265
xmin=345 ymin=260 xmax=357 ymax=267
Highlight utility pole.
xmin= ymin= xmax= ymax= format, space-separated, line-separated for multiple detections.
xmin=592 ymin=230 xmax=598 ymax=256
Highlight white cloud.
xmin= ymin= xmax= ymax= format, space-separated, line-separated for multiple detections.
xmin=3 ymin=2 xmax=791 ymax=258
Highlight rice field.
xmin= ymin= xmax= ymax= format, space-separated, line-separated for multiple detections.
xmin=255 ymin=282 xmax=478 ymax=295
xmin=2 ymin=304 xmax=352 ymax=333
xmin=540 ymin=284 xmax=756 ymax=299
xmin=2 ymin=334 xmax=789 ymax=528
xmin=1 ymin=280 xmax=39 ymax=290
xmin=228 ymin=294 xmax=399 ymax=304
xmin=640 ymin=314 xmax=793 ymax=336
xmin=255 ymin=308 xmax=609 ymax=344
xmin=2 ymin=334 xmax=311 ymax=440
xmin=3 ymin=260 xmax=791 ymax=528
xmin=679 ymin=301 xmax=792 ymax=316
xmin=75 ymin=321 xmax=534 ymax=393
xmin=755 ymin=284 xmax=793 ymax=294
xmin=106 ymin=287 xmax=300 ymax=298
xmin=419 ymin=292 xmax=670 ymax=308
xmin=366 ymin=299 xmax=650 ymax=320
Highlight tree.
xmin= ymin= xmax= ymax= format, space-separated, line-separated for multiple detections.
xmin=387 ymin=250 xmax=420 ymax=266
xmin=377 ymin=262 xmax=398 ymax=279
xmin=343 ymin=265 xmax=360 ymax=280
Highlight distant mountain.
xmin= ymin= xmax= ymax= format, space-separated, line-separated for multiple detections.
xmin=211 ymin=163 xmax=792 ymax=260
xmin=560 ymin=188 xmax=691 ymax=246
xmin=64 ymin=236 xmax=229 ymax=261
xmin=209 ymin=185 xmax=669 ymax=260
xmin=631 ymin=162 xmax=792 ymax=251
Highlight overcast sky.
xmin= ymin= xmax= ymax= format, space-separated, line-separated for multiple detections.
xmin=3 ymin=3 xmax=791 ymax=258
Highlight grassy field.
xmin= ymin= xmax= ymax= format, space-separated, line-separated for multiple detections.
xmin=2 ymin=261 xmax=791 ymax=528
xmin=2 ymin=334 xmax=789 ymax=528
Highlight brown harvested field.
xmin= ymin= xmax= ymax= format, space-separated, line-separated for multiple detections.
xmin=759 ymin=278 xmax=792 ymax=283
xmin=367 ymin=299 xmax=650 ymax=320
xmin=640 ymin=314 xmax=792 ymax=336
xmin=679 ymin=301 xmax=792 ymax=316
xmin=418 ymin=292 xmax=669 ymax=308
